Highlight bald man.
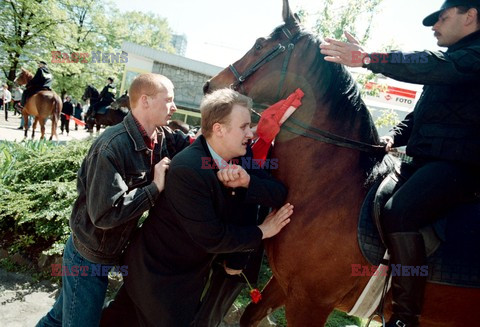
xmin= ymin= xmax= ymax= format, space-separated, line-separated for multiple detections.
xmin=36 ymin=73 xmax=192 ymax=327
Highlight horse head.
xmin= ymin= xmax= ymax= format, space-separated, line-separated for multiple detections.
xmin=15 ymin=68 xmax=33 ymax=86
xmin=167 ymin=120 xmax=192 ymax=134
xmin=110 ymin=93 xmax=130 ymax=112
xmin=82 ymin=85 xmax=99 ymax=103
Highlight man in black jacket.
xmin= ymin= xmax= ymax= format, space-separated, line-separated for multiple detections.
xmin=104 ymin=88 xmax=293 ymax=327
xmin=19 ymin=61 xmax=52 ymax=108
xmin=60 ymin=96 xmax=74 ymax=135
xmin=36 ymin=73 xmax=191 ymax=327
xmin=320 ymin=1 xmax=480 ymax=326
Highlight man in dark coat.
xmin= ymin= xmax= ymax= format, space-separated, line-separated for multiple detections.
xmin=320 ymin=1 xmax=480 ymax=326
xmin=91 ymin=77 xmax=116 ymax=115
xmin=60 ymin=96 xmax=74 ymax=135
xmin=102 ymin=88 xmax=293 ymax=327
xmin=19 ymin=61 xmax=52 ymax=107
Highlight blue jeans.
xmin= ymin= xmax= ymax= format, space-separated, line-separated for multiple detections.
xmin=36 ymin=235 xmax=109 ymax=327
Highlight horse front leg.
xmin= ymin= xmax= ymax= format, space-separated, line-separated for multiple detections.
xmin=240 ymin=276 xmax=286 ymax=327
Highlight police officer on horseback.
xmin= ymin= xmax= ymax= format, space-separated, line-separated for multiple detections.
xmin=90 ymin=77 xmax=116 ymax=116
xmin=18 ymin=60 xmax=52 ymax=108
xmin=320 ymin=0 xmax=480 ymax=326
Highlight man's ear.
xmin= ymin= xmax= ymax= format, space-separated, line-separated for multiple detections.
xmin=140 ymin=94 xmax=149 ymax=108
xmin=212 ymin=122 xmax=224 ymax=137
xmin=466 ymin=8 xmax=479 ymax=26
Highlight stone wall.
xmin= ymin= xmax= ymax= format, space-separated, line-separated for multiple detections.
xmin=153 ymin=61 xmax=212 ymax=110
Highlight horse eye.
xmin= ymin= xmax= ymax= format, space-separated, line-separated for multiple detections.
xmin=254 ymin=43 xmax=263 ymax=51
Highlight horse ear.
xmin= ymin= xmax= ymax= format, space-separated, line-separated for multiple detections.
xmin=282 ymin=0 xmax=294 ymax=23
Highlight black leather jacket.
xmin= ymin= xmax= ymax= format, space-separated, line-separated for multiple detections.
xmin=70 ymin=112 xmax=191 ymax=264
xmin=368 ymin=30 xmax=480 ymax=165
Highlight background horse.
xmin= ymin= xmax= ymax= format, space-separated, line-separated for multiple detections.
xmin=204 ymin=0 xmax=480 ymax=326
xmin=167 ymin=119 xmax=199 ymax=135
xmin=15 ymin=69 xmax=61 ymax=140
xmin=82 ymin=86 xmax=129 ymax=132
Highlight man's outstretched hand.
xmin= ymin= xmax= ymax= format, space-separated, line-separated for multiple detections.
xmin=320 ymin=31 xmax=368 ymax=67
xmin=259 ymin=203 xmax=294 ymax=239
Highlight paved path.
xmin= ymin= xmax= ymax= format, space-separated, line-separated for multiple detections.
xmin=0 ymin=269 xmax=57 ymax=326
xmin=0 ymin=112 xmax=94 ymax=142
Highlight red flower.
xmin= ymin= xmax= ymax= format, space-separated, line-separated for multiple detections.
xmin=241 ymin=272 xmax=262 ymax=304
xmin=250 ymin=288 xmax=262 ymax=304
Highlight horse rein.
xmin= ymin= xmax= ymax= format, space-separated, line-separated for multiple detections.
xmin=229 ymin=25 xmax=385 ymax=155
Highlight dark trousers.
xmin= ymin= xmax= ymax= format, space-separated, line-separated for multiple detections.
xmin=100 ymin=285 xmax=141 ymax=327
xmin=1 ymin=100 xmax=8 ymax=121
xmin=383 ymin=159 xmax=480 ymax=233
xmin=60 ymin=115 xmax=70 ymax=134
xmin=20 ymin=89 xmax=31 ymax=106
xmin=192 ymin=264 xmax=245 ymax=327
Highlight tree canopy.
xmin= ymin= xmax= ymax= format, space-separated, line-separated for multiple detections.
xmin=0 ymin=0 xmax=175 ymax=100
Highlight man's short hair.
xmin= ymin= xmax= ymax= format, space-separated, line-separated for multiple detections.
xmin=108 ymin=77 xmax=114 ymax=83
xmin=128 ymin=73 xmax=173 ymax=108
xmin=200 ymin=88 xmax=252 ymax=139
xmin=456 ymin=6 xmax=480 ymax=25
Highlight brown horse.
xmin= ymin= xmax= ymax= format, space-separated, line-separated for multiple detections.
xmin=15 ymin=68 xmax=61 ymax=140
xmin=204 ymin=0 xmax=480 ymax=326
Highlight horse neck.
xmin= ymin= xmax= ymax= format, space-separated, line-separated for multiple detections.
xmin=295 ymin=36 xmax=379 ymax=147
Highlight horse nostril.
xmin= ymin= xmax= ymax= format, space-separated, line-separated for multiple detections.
xmin=203 ymin=81 xmax=210 ymax=95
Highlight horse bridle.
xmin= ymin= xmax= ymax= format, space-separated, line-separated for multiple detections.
xmin=229 ymin=26 xmax=302 ymax=100
xmin=228 ymin=25 xmax=385 ymax=155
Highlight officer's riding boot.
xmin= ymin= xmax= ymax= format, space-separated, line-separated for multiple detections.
xmin=385 ymin=232 xmax=427 ymax=327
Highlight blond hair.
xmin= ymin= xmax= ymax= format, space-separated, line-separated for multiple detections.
xmin=129 ymin=73 xmax=173 ymax=108
xmin=200 ymin=88 xmax=252 ymax=138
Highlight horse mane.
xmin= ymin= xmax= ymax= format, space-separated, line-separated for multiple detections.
xmin=273 ymin=22 xmax=383 ymax=175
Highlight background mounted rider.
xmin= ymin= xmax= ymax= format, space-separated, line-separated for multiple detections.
xmin=18 ymin=61 xmax=52 ymax=109
xmin=90 ymin=77 xmax=116 ymax=116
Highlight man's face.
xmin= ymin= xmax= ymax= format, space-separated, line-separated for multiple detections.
xmin=220 ymin=104 xmax=253 ymax=159
xmin=148 ymin=83 xmax=176 ymax=127
xmin=433 ymin=8 xmax=468 ymax=47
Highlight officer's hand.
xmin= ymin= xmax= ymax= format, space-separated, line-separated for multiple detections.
xmin=258 ymin=203 xmax=294 ymax=239
xmin=320 ymin=31 xmax=368 ymax=67
xmin=153 ymin=157 xmax=170 ymax=192
xmin=380 ymin=136 xmax=394 ymax=152
xmin=217 ymin=164 xmax=250 ymax=188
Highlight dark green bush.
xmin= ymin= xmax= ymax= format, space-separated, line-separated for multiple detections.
xmin=0 ymin=139 xmax=91 ymax=258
